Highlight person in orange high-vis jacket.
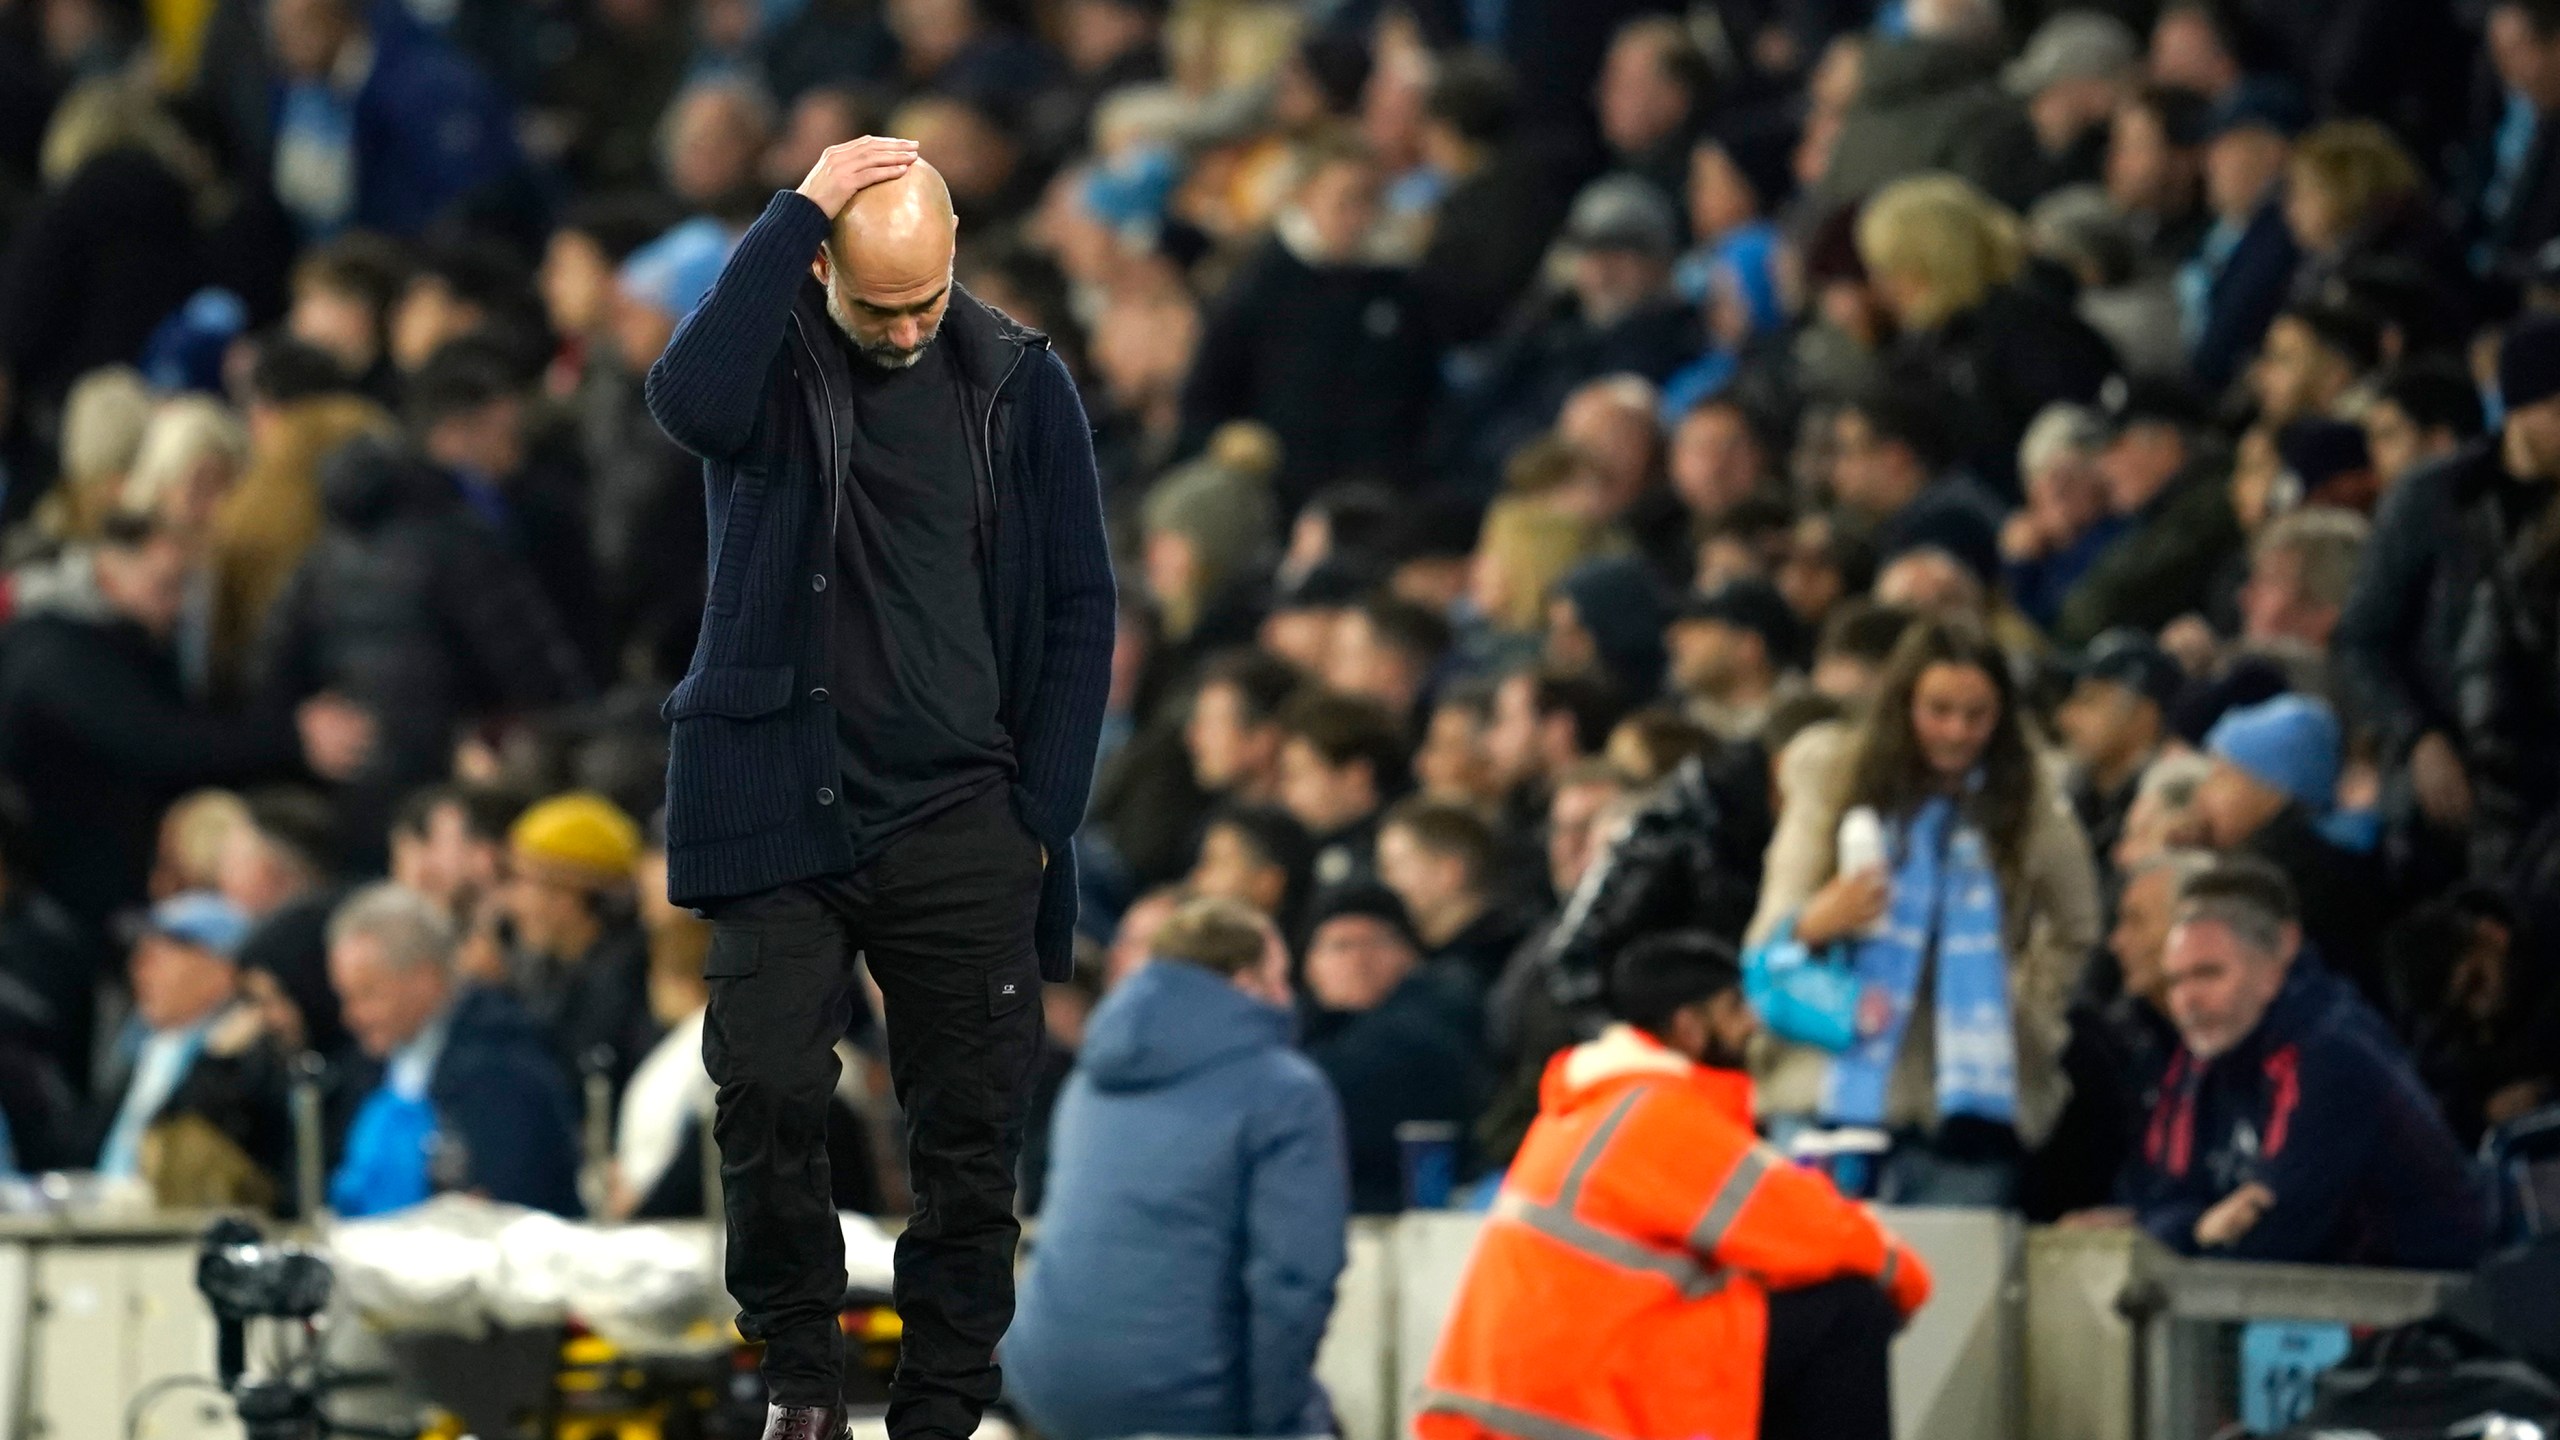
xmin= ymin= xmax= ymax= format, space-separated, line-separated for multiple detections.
xmin=1420 ymin=931 xmax=1932 ymax=1440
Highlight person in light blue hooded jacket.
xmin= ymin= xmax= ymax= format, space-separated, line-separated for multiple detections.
xmin=1004 ymin=899 xmax=1348 ymax=1440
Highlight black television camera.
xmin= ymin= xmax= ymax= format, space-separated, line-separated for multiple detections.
xmin=193 ymin=1218 xmax=351 ymax=1440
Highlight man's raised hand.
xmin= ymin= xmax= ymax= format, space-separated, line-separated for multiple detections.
xmin=797 ymin=136 xmax=921 ymax=219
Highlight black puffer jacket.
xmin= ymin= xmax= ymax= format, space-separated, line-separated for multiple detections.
xmin=254 ymin=436 xmax=589 ymax=847
xmin=0 ymin=570 xmax=302 ymax=928
xmin=1885 ymin=282 xmax=2120 ymax=500
xmin=1542 ymin=747 xmax=1772 ymax=1008
xmin=2450 ymin=453 xmax=2560 ymax=881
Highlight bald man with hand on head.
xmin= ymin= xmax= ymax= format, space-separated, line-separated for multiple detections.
xmin=645 ymin=137 xmax=1116 ymax=1440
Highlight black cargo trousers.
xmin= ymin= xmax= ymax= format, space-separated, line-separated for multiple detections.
xmin=701 ymin=783 xmax=1046 ymax=1437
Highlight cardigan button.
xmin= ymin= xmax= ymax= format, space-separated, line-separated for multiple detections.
xmin=816 ymin=787 xmax=836 ymax=806
xmin=810 ymin=687 xmax=830 ymax=703
xmin=811 ymin=573 xmax=828 ymax=592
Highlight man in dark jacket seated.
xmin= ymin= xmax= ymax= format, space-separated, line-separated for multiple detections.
xmin=1296 ymin=883 xmax=1487 ymax=1213
xmin=325 ymin=882 xmax=581 ymax=1217
xmin=1005 ymin=898 xmax=1347 ymax=1440
xmin=2096 ymin=857 xmax=2489 ymax=1269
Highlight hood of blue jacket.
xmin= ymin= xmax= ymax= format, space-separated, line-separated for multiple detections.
xmin=1077 ymin=958 xmax=1291 ymax=1093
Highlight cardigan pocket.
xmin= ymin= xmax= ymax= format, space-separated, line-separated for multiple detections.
xmin=662 ymin=665 xmax=806 ymax=843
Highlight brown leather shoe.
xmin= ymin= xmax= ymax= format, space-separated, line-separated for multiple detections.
xmin=760 ymin=1404 xmax=850 ymax=1440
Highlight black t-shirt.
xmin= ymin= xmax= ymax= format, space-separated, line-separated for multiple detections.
xmin=826 ymin=333 xmax=1014 ymax=863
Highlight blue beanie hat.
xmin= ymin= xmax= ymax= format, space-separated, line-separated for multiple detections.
xmin=618 ymin=218 xmax=738 ymax=321
xmin=2205 ymin=694 xmax=2340 ymax=814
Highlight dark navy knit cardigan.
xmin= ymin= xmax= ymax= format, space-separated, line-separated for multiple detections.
xmin=644 ymin=190 xmax=1115 ymax=979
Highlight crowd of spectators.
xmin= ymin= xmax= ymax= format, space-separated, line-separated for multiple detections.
xmin=0 ymin=0 xmax=2552 ymax=1311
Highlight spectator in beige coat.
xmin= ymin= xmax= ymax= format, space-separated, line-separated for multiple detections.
xmin=1744 ymin=617 xmax=2100 ymax=1205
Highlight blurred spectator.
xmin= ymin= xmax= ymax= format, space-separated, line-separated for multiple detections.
xmin=387 ymin=784 xmax=514 ymax=920
xmin=2333 ymin=330 xmax=2548 ymax=889
xmin=1666 ymin=577 xmax=1807 ymax=745
xmin=0 ymin=87 xmax=219 ymax=494
xmin=1182 ymin=648 xmax=1300 ymax=811
xmin=408 ymin=340 xmax=606 ymax=667
xmin=1483 ymin=666 xmax=1623 ymax=830
xmin=1326 ymin=594 xmax=1452 ymax=728
xmin=2057 ymin=381 xmax=2240 ymax=646
xmin=1414 ymin=53 xmax=1569 ymax=347
xmin=265 ymin=0 xmax=521 ymax=238
xmin=1475 ymin=759 xmax=1628 ymax=1157
xmin=1006 ymin=898 xmax=1345 ymax=1440
xmin=2182 ymin=80 xmax=2305 ymax=392
xmin=1421 ymin=931 xmax=1931 ymax=1440
xmin=2468 ymin=0 xmax=2560 ymax=282
xmin=499 ymin=791 xmax=654 ymax=1104
xmin=2115 ymin=748 xmax=2213 ymax=873
xmin=1819 ymin=0 xmax=2023 ymax=207
xmin=1545 ymin=554 xmax=1667 ymax=702
xmin=1296 ymin=882 xmax=1484 ymax=1213
xmin=2146 ymin=4 xmax=2244 ymax=107
xmin=0 ymin=515 xmax=370 ymax=929
xmin=2037 ymin=847 xmax=2206 ymax=1214
xmin=1186 ymin=804 xmax=1314 ymax=938
xmin=207 ymin=339 xmax=389 ymax=699
xmin=2109 ymin=857 xmax=2488 ymax=1266
xmin=2248 ymin=299 xmax=2382 ymax=431
xmin=285 ymin=234 xmax=409 ymax=397
xmin=539 ymin=0 xmax=690 ymax=192
xmin=326 ymin=881 xmax=580 ymax=1217
xmin=2106 ymin=83 xmax=2212 ymax=276
xmin=662 ymin=77 xmax=779 ymax=226
xmin=1276 ymin=690 xmax=1405 ymax=890
xmin=2001 ymin=13 xmax=2141 ymax=206
xmin=1141 ymin=423 xmax=1279 ymax=669
xmin=2386 ymin=885 xmax=2560 ymax=1148
xmin=1541 ymin=721 xmax=1772 ymax=1016
xmin=0 ymin=777 xmax=98 ymax=1092
xmin=1595 ymin=18 xmax=1712 ymax=205
xmin=2237 ymin=506 xmax=2367 ymax=653
xmin=2359 ymin=360 xmax=2483 ymax=486
xmin=1829 ymin=387 xmax=2007 ymax=579
xmin=2056 ymin=629 xmax=2182 ymax=867
xmin=2027 ymin=186 xmax=2186 ymax=381
xmin=1859 ymin=173 xmax=2118 ymax=498
xmin=2283 ymin=121 xmax=2459 ymax=324
xmin=1376 ymin=798 xmax=1527 ymax=988
xmin=2195 ymin=695 xmax=2385 ymax=992
xmin=91 ymin=892 xmax=289 ymax=1208
xmin=1746 ymin=618 xmax=2099 ymax=1204
xmin=1806 ymin=599 xmax=1914 ymax=708
xmin=1666 ymin=393 xmax=1777 ymax=530
xmin=1462 ymin=176 xmax=1700 ymax=479
xmin=2446 ymin=315 xmax=2560 ymax=879
xmin=2002 ymin=403 xmax=2123 ymax=628
xmin=223 ymin=787 xmax=349 ymax=1061
xmin=251 ymin=430 xmax=588 ymax=860
xmin=1776 ymin=512 xmax=1879 ymax=637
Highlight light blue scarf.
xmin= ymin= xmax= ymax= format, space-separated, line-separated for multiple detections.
xmin=1821 ymin=795 xmax=2018 ymax=1128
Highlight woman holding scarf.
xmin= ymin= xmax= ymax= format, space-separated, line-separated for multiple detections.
xmin=1744 ymin=619 xmax=2100 ymax=1205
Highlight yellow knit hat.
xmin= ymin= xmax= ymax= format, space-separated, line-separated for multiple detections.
xmin=509 ymin=791 xmax=642 ymax=889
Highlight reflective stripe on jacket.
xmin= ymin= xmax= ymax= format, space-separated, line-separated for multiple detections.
xmin=1419 ymin=1027 xmax=1931 ymax=1440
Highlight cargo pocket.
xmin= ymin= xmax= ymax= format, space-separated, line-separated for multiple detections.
xmin=704 ymin=929 xmax=763 ymax=980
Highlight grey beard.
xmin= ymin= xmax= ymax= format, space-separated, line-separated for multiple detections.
xmin=826 ymin=288 xmax=937 ymax=370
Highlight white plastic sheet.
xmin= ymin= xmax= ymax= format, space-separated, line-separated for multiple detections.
xmin=326 ymin=1197 xmax=901 ymax=1344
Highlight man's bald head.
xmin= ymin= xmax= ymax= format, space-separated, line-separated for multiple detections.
xmin=829 ymin=161 xmax=958 ymax=282
xmin=815 ymin=159 xmax=959 ymax=368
